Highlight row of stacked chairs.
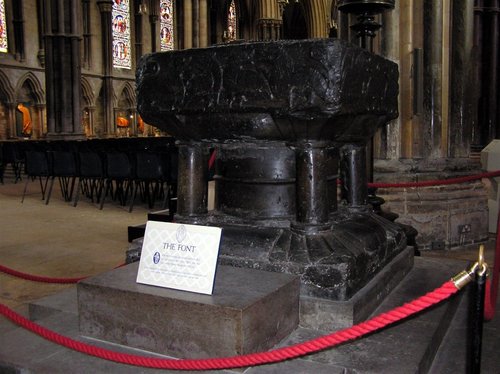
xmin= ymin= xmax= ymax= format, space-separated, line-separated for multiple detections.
xmin=0 ymin=137 xmax=178 ymax=213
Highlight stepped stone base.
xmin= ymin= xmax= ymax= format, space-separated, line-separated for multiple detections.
xmin=300 ymin=247 xmax=414 ymax=330
xmin=77 ymin=264 xmax=300 ymax=358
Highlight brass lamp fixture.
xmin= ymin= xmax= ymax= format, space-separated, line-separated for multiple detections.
xmin=338 ymin=0 xmax=395 ymax=51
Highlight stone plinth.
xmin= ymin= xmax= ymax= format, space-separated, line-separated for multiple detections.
xmin=300 ymin=247 xmax=414 ymax=330
xmin=77 ymin=263 xmax=300 ymax=358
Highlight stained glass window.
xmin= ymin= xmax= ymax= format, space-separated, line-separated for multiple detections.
xmin=112 ymin=0 xmax=131 ymax=69
xmin=160 ymin=1 xmax=174 ymax=51
xmin=0 ymin=0 xmax=7 ymax=53
xmin=227 ymin=0 xmax=237 ymax=41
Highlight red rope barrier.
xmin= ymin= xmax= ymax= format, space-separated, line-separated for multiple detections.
xmin=0 ymin=264 xmax=86 ymax=284
xmin=0 ymin=280 xmax=459 ymax=370
xmin=0 ymin=263 xmax=127 ymax=284
xmin=368 ymin=170 xmax=500 ymax=189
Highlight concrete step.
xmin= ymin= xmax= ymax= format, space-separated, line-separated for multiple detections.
xmin=0 ymin=257 xmax=494 ymax=373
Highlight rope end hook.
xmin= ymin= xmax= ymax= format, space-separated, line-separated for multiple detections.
xmin=451 ymin=244 xmax=489 ymax=289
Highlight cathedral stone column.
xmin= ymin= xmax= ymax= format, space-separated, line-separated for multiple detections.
xmin=34 ymin=104 xmax=46 ymax=138
xmin=380 ymin=2 xmax=401 ymax=160
xmin=257 ymin=19 xmax=282 ymax=40
xmin=257 ymin=0 xmax=281 ymax=41
xmin=422 ymin=0 xmax=444 ymax=158
xmin=184 ymin=0 xmax=193 ymax=49
xmin=340 ymin=144 xmax=368 ymax=209
xmin=293 ymin=141 xmax=333 ymax=232
xmin=486 ymin=0 xmax=499 ymax=141
xmin=44 ymin=0 xmax=84 ymax=139
xmin=148 ymin=0 xmax=159 ymax=52
xmin=192 ymin=0 xmax=199 ymax=48
xmin=84 ymin=106 xmax=96 ymax=137
xmin=199 ymin=0 xmax=208 ymax=47
xmin=449 ymin=0 xmax=474 ymax=157
xmin=303 ymin=0 xmax=329 ymax=38
xmin=129 ymin=108 xmax=137 ymax=135
xmin=176 ymin=142 xmax=209 ymax=221
xmin=36 ymin=0 xmax=46 ymax=66
xmin=7 ymin=104 xmax=16 ymax=138
xmin=97 ymin=0 xmax=115 ymax=136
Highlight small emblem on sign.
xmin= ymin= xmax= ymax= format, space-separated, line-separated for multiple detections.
xmin=153 ymin=251 xmax=161 ymax=264
xmin=176 ymin=225 xmax=187 ymax=243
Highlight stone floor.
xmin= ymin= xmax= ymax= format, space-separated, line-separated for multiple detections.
xmin=0 ymin=171 xmax=499 ymax=373
xmin=0 ymin=174 xmax=149 ymax=313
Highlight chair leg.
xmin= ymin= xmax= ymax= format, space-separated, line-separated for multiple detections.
xmin=38 ymin=177 xmax=45 ymax=200
xmin=96 ymin=179 xmax=104 ymax=203
xmin=58 ymin=176 xmax=74 ymax=202
xmin=12 ymin=163 xmax=19 ymax=183
xmin=45 ymin=177 xmax=55 ymax=205
xmin=21 ymin=178 xmax=30 ymax=203
xmin=15 ymin=160 xmax=24 ymax=183
xmin=125 ymin=180 xmax=133 ymax=205
xmin=81 ymin=178 xmax=89 ymax=197
xmin=129 ymin=181 xmax=138 ymax=213
xmin=68 ymin=176 xmax=76 ymax=201
xmin=150 ymin=181 xmax=160 ymax=209
xmin=100 ymin=180 xmax=110 ymax=210
xmin=59 ymin=177 xmax=68 ymax=201
xmin=41 ymin=176 xmax=49 ymax=200
xmin=88 ymin=179 xmax=95 ymax=201
xmin=73 ymin=179 xmax=82 ymax=207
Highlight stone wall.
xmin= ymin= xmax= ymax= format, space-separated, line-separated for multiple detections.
xmin=375 ymin=158 xmax=489 ymax=250
xmin=379 ymin=182 xmax=489 ymax=249
xmin=0 ymin=104 xmax=7 ymax=140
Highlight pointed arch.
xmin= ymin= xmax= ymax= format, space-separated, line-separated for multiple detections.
xmin=118 ymin=81 xmax=136 ymax=108
xmin=301 ymin=0 xmax=329 ymax=38
xmin=282 ymin=2 xmax=308 ymax=39
xmin=0 ymin=69 xmax=15 ymax=103
xmin=16 ymin=72 xmax=45 ymax=105
xmin=81 ymin=77 xmax=95 ymax=107
xmin=114 ymin=81 xmax=136 ymax=136
xmin=81 ymin=77 xmax=96 ymax=137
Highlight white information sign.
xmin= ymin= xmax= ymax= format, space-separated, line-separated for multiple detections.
xmin=136 ymin=221 xmax=222 ymax=295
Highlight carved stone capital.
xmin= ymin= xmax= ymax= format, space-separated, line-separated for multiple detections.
xmin=97 ymin=0 xmax=114 ymax=13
